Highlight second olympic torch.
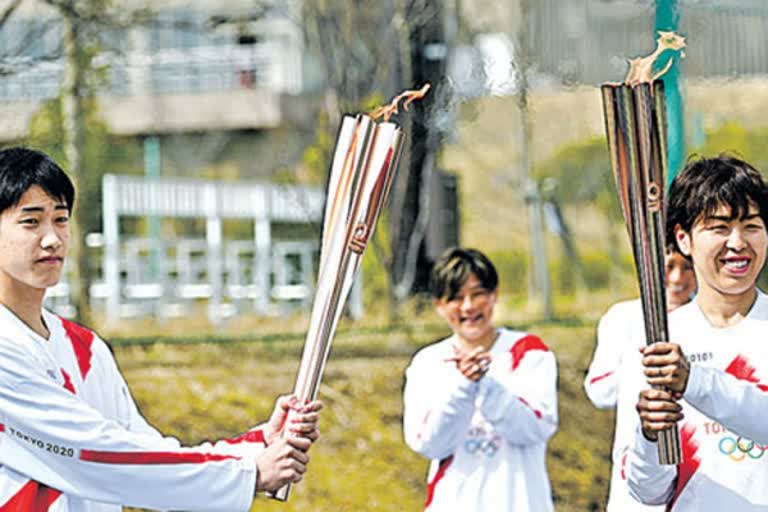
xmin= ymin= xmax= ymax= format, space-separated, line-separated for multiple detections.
xmin=269 ymin=85 xmax=430 ymax=501
xmin=601 ymin=32 xmax=686 ymax=465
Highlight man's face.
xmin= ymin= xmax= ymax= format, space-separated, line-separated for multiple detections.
xmin=675 ymin=202 xmax=767 ymax=299
xmin=665 ymin=252 xmax=696 ymax=311
xmin=0 ymin=185 xmax=70 ymax=293
xmin=434 ymin=273 xmax=497 ymax=345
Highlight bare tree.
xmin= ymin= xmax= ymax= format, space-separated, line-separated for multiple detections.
xmin=302 ymin=0 xmax=456 ymax=318
xmin=2 ymin=0 xmax=135 ymax=323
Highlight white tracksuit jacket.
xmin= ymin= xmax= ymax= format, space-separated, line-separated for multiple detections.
xmin=0 ymin=305 xmax=264 ymax=512
xmin=585 ymin=299 xmax=663 ymax=512
xmin=584 ymin=299 xmax=641 ymax=410
xmin=626 ymin=291 xmax=768 ymax=511
xmin=403 ymin=328 xmax=558 ymax=511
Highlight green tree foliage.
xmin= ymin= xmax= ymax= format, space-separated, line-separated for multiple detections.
xmin=692 ymin=121 xmax=768 ymax=171
xmin=534 ymin=136 xmax=619 ymax=220
xmin=25 ymin=98 xmax=107 ymax=234
xmin=531 ymin=137 xmax=630 ymax=297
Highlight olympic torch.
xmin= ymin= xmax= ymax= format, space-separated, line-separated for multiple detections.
xmin=601 ymin=32 xmax=685 ymax=465
xmin=269 ymin=85 xmax=430 ymax=501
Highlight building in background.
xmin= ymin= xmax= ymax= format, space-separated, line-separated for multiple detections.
xmin=0 ymin=0 xmax=334 ymax=321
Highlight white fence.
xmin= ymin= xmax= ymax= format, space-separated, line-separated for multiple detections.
xmin=43 ymin=174 xmax=364 ymax=324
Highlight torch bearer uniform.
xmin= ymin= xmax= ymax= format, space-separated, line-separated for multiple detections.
xmin=626 ymin=290 xmax=768 ymax=511
xmin=584 ymin=299 xmax=642 ymax=408
xmin=585 ymin=299 xmax=664 ymax=511
xmin=403 ymin=328 xmax=558 ymax=512
xmin=0 ymin=306 xmax=264 ymax=512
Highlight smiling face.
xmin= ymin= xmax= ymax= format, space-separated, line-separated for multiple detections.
xmin=675 ymin=202 xmax=767 ymax=303
xmin=434 ymin=273 xmax=498 ymax=348
xmin=0 ymin=185 xmax=70 ymax=295
xmin=665 ymin=251 xmax=696 ymax=311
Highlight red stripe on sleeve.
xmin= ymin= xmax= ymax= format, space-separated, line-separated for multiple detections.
xmin=517 ymin=396 xmax=543 ymax=419
xmin=0 ymin=424 xmax=4 ymax=432
xmin=509 ymin=334 xmax=549 ymax=371
xmin=669 ymin=423 xmax=701 ymax=509
xmin=60 ymin=318 xmax=95 ymax=381
xmin=224 ymin=429 xmax=265 ymax=445
xmin=80 ymin=450 xmax=241 ymax=465
xmin=424 ymin=455 xmax=453 ymax=510
xmin=620 ymin=450 xmax=628 ymax=480
xmin=588 ymin=370 xmax=614 ymax=385
xmin=0 ymin=481 xmax=61 ymax=512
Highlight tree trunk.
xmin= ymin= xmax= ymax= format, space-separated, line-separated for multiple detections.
xmin=517 ymin=0 xmax=552 ymax=320
xmin=61 ymin=12 xmax=91 ymax=324
xmin=388 ymin=1 xmax=447 ymax=314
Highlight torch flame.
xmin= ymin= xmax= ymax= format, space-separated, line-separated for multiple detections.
xmin=370 ymin=83 xmax=431 ymax=122
xmin=624 ymin=31 xmax=686 ymax=86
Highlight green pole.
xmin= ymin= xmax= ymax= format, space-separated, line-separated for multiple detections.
xmin=144 ymin=136 xmax=162 ymax=280
xmin=655 ymin=0 xmax=685 ymax=188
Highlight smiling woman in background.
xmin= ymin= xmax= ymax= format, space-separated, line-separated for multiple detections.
xmin=402 ymin=247 xmax=558 ymax=512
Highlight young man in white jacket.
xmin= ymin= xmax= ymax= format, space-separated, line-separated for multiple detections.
xmin=403 ymin=248 xmax=558 ymax=511
xmin=627 ymin=155 xmax=768 ymax=511
xmin=0 ymin=147 xmax=322 ymax=512
xmin=584 ymin=250 xmax=695 ymax=511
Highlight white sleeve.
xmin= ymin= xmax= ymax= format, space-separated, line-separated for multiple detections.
xmin=403 ymin=352 xmax=479 ymax=460
xmin=684 ymin=364 xmax=768 ymax=444
xmin=584 ymin=305 xmax=626 ymax=409
xmin=478 ymin=349 xmax=558 ymax=445
xmin=0 ymin=341 xmax=258 ymax=512
xmin=615 ymin=344 xmax=676 ymax=507
xmin=626 ymin=427 xmax=676 ymax=505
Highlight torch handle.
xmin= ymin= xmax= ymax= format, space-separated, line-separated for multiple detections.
xmin=268 ymin=484 xmax=291 ymax=502
xmin=268 ymin=252 xmax=355 ymax=503
xmin=657 ymin=422 xmax=682 ymax=465
xmin=651 ymin=382 xmax=682 ymax=465
xmin=602 ymin=82 xmax=682 ymax=465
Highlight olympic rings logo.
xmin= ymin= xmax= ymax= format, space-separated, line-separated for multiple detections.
xmin=464 ymin=437 xmax=501 ymax=458
xmin=718 ymin=436 xmax=766 ymax=461
xmin=464 ymin=426 xmax=501 ymax=458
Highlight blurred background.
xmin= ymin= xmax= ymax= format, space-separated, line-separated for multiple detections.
xmin=1 ymin=0 xmax=767 ymax=510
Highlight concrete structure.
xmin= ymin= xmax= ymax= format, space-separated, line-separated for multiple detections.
xmin=3 ymin=1 xmax=346 ymax=322
xmin=0 ymin=0 xmax=309 ymax=140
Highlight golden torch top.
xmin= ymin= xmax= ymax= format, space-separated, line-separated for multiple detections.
xmin=369 ymin=84 xmax=431 ymax=122
xmin=623 ymin=31 xmax=686 ymax=86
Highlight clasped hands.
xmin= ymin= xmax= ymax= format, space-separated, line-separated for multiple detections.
xmin=636 ymin=342 xmax=690 ymax=441
xmin=447 ymin=345 xmax=492 ymax=382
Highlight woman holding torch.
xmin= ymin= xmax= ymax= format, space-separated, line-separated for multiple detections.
xmin=626 ymin=156 xmax=768 ymax=510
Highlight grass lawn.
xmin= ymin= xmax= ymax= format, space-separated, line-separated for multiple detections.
xmin=117 ymin=317 xmax=615 ymax=511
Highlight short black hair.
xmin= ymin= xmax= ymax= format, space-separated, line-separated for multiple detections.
xmin=430 ymin=247 xmax=498 ymax=300
xmin=0 ymin=147 xmax=75 ymax=214
xmin=666 ymin=155 xmax=768 ymax=249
